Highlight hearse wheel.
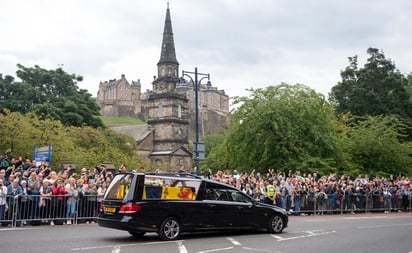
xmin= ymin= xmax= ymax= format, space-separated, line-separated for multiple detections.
xmin=128 ymin=231 xmax=145 ymax=238
xmin=159 ymin=217 xmax=181 ymax=240
xmin=269 ymin=214 xmax=284 ymax=234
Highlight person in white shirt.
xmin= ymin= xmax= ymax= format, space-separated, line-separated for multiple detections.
xmin=0 ymin=179 xmax=7 ymax=226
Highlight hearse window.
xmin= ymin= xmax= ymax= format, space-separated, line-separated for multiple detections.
xmin=104 ymin=174 xmax=134 ymax=200
xmin=143 ymin=176 xmax=200 ymax=200
xmin=205 ymin=186 xmax=232 ymax=201
xmin=228 ymin=189 xmax=253 ymax=203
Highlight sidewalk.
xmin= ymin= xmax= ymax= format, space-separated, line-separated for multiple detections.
xmin=289 ymin=211 xmax=412 ymax=221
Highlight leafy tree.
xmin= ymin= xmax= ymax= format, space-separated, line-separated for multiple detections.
xmin=343 ymin=115 xmax=412 ymax=176
xmin=207 ymin=83 xmax=339 ymax=174
xmin=0 ymin=110 xmax=144 ymax=170
xmin=201 ymin=133 xmax=228 ymax=172
xmin=330 ymin=48 xmax=412 ymax=139
xmin=0 ymin=64 xmax=103 ymax=128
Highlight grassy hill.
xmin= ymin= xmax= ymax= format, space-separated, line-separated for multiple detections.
xmin=100 ymin=116 xmax=146 ymax=127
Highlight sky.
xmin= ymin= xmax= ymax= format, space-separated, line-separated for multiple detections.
xmin=1 ymin=0 xmax=411 ymax=102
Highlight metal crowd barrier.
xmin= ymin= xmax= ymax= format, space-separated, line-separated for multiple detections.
xmin=275 ymin=192 xmax=412 ymax=216
xmin=1 ymin=192 xmax=411 ymax=227
xmin=0 ymin=194 xmax=100 ymax=228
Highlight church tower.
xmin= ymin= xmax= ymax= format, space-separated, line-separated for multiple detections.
xmin=147 ymin=4 xmax=191 ymax=170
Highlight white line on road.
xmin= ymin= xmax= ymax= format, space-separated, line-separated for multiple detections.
xmin=72 ymin=240 xmax=181 ymax=251
xmin=271 ymin=230 xmax=336 ymax=241
xmin=111 ymin=245 xmax=120 ymax=253
xmin=271 ymin=235 xmax=283 ymax=240
xmin=197 ymin=247 xmax=234 ymax=253
xmin=226 ymin=237 xmax=241 ymax=246
xmin=177 ymin=241 xmax=188 ymax=253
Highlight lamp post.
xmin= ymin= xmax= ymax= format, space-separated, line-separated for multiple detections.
xmin=182 ymin=67 xmax=210 ymax=171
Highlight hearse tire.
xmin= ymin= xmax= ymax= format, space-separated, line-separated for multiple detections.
xmin=268 ymin=214 xmax=284 ymax=234
xmin=159 ymin=217 xmax=181 ymax=241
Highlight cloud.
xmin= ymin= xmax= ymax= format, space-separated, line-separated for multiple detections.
xmin=1 ymin=0 xmax=411 ymax=102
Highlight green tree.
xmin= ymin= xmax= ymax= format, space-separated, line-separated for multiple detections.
xmin=208 ymin=83 xmax=339 ymax=174
xmin=0 ymin=110 xmax=144 ymax=170
xmin=343 ymin=115 xmax=412 ymax=176
xmin=330 ymin=48 xmax=412 ymax=138
xmin=0 ymin=64 xmax=103 ymax=128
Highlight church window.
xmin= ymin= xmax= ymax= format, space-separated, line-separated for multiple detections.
xmin=158 ymin=104 xmax=163 ymax=117
xmin=178 ymin=104 xmax=182 ymax=118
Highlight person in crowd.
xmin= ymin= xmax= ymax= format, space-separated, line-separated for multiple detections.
xmin=0 ymin=170 xmax=6 ymax=186
xmin=51 ymin=178 xmax=67 ymax=225
xmin=48 ymin=171 xmax=58 ymax=185
xmin=0 ymin=178 xmax=7 ymax=226
xmin=242 ymin=183 xmax=254 ymax=197
xmin=97 ymin=181 xmax=108 ymax=214
xmin=83 ymin=181 xmax=98 ymax=223
xmin=65 ymin=177 xmax=78 ymax=224
xmin=39 ymin=179 xmax=52 ymax=223
xmin=19 ymin=180 xmax=31 ymax=224
xmin=79 ymin=168 xmax=89 ymax=185
xmin=263 ymin=180 xmax=275 ymax=205
xmin=383 ymin=187 xmax=392 ymax=213
xmin=7 ymin=178 xmax=23 ymax=226
xmin=278 ymin=180 xmax=287 ymax=209
xmin=28 ymin=172 xmax=41 ymax=220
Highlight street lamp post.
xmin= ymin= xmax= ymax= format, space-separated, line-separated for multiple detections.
xmin=182 ymin=67 xmax=210 ymax=171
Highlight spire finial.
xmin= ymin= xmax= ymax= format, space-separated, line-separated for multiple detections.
xmin=167 ymin=2 xmax=169 ymax=9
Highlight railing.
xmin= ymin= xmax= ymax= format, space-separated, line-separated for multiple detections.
xmin=0 ymin=194 xmax=100 ymax=228
xmin=272 ymin=192 xmax=412 ymax=216
xmin=0 ymin=192 xmax=411 ymax=228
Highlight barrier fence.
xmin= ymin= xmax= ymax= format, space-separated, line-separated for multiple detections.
xmin=0 ymin=193 xmax=411 ymax=228
xmin=272 ymin=192 xmax=412 ymax=216
xmin=0 ymin=194 xmax=100 ymax=227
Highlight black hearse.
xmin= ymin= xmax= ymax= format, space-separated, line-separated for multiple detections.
xmin=97 ymin=173 xmax=288 ymax=240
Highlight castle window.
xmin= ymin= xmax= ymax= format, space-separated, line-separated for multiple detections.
xmin=178 ymin=104 xmax=182 ymax=118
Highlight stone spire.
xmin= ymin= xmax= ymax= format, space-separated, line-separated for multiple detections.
xmin=158 ymin=3 xmax=178 ymax=65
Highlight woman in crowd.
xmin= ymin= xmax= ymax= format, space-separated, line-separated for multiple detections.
xmin=65 ymin=177 xmax=78 ymax=224
xmin=39 ymin=179 xmax=52 ymax=223
xmin=51 ymin=178 xmax=67 ymax=225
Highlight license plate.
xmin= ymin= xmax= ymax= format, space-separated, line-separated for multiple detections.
xmin=104 ymin=207 xmax=116 ymax=213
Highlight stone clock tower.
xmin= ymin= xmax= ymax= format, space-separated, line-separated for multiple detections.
xmin=147 ymin=4 xmax=191 ymax=171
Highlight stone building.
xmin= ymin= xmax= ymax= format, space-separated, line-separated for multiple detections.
xmin=97 ymin=75 xmax=142 ymax=118
xmin=98 ymin=5 xmax=229 ymax=171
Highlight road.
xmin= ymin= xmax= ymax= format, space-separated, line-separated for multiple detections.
xmin=1 ymin=212 xmax=411 ymax=253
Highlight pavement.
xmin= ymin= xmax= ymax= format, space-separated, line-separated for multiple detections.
xmin=288 ymin=210 xmax=412 ymax=221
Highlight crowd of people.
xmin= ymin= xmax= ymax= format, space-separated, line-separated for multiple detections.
xmin=205 ymin=168 xmax=412 ymax=215
xmin=0 ymin=153 xmax=411 ymax=228
xmin=0 ymin=155 xmax=118 ymax=227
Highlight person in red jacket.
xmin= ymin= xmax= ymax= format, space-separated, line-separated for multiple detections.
xmin=51 ymin=178 xmax=67 ymax=225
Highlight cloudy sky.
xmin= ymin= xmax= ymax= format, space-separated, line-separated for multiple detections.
xmin=1 ymin=0 xmax=411 ymax=102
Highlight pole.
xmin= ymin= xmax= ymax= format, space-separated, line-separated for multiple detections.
xmin=182 ymin=68 xmax=210 ymax=171
xmin=194 ymin=67 xmax=199 ymax=170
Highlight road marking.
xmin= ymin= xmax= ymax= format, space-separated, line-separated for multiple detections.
xmin=271 ymin=230 xmax=336 ymax=241
xmin=197 ymin=247 xmax=234 ymax=253
xmin=242 ymin=247 xmax=284 ymax=253
xmin=226 ymin=237 xmax=241 ymax=246
xmin=271 ymin=235 xmax=283 ymax=240
xmin=177 ymin=241 xmax=188 ymax=253
xmin=72 ymin=240 xmax=181 ymax=251
xmin=111 ymin=245 xmax=120 ymax=253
